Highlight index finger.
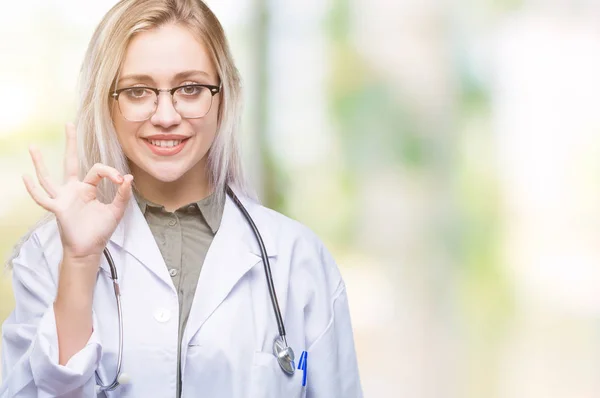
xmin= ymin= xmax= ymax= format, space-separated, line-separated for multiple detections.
xmin=64 ymin=122 xmax=79 ymax=181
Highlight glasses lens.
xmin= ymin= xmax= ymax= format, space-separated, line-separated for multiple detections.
xmin=118 ymin=88 xmax=157 ymax=122
xmin=174 ymin=85 xmax=214 ymax=118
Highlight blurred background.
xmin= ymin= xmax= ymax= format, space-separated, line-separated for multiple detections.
xmin=2 ymin=0 xmax=600 ymax=396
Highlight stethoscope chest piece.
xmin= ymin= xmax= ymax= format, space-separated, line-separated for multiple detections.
xmin=273 ymin=337 xmax=296 ymax=375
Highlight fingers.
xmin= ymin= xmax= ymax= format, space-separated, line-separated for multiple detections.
xmin=64 ymin=123 xmax=79 ymax=181
xmin=83 ymin=163 xmax=124 ymax=187
xmin=29 ymin=145 xmax=57 ymax=198
xmin=110 ymin=174 xmax=134 ymax=214
xmin=22 ymin=174 xmax=54 ymax=211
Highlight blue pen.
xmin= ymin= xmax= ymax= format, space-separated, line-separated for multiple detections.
xmin=298 ymin=351 xmax=308 ymax=387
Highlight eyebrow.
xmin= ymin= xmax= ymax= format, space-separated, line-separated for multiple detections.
xmin=118 ymin=70 xmax=212 ymax=85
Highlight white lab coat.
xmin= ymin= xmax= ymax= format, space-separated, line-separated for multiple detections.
xmin=0 ymin=191 xmax=362 ymax=397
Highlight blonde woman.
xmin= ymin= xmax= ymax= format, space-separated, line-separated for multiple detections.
xmin=0 ymin=0 xmax=362 ymax=397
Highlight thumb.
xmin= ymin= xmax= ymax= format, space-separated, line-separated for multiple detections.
xmin=110 ymin=174 xmax=133 ymax=217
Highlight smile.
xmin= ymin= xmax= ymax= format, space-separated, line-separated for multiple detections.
xmin=143 ymin=137 xmax=190 ymax=156
xmin=148 ymin=139 xmax=183 ymax=148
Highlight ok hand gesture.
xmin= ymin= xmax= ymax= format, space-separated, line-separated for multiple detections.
xmin=23 ymin=123 xmax=133 ymax=261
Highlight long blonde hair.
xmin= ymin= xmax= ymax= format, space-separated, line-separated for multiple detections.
xmin=6 ymin=0 xmax=253 ymax=268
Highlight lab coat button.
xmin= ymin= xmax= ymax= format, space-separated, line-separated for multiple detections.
xmin=154 ymin=308 xmax=171 ymax=323
xmin=169 ymin=268 xmax=178 ymax=277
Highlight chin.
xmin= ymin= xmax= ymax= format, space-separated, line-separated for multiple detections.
xmin=152 ymin=171 xmax=187 ymax=183
xmin=142 ymin=164 xmax=189 ymax=183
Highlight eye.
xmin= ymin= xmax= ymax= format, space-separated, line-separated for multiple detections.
xmin=124 ymin=87 xmax=152 ymax=99
xmin=178 ymin=84 xmax=202 ymax=96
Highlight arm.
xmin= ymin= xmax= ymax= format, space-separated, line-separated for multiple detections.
xmin=1 ymin=232 xmax=102 ymax=398
xmin=54 ymin=252 xmax=100 ymax=366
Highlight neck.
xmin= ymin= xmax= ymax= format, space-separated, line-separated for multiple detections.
xmin=130 ymin=161 xmax=212 ymax=212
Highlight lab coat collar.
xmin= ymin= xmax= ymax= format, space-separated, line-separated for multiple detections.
xmin=102 ymin=187 xmax=278 ymax=285
xmin=182 ymin=189 xmax=280 ymax=345
xmin=101 ymin=194 xmax=170 ymax=283
xmin=228 ymin=189 xmax=278 ymax=258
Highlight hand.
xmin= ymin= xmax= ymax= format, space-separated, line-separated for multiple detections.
xmin=23 ymin=123 xmax=133 ymax=260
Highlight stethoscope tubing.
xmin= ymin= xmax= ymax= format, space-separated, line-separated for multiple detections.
xmin=225 ymin=186 xmax=287 ymax=341
xmin=97 ymin=248 xmax=124 ymax=392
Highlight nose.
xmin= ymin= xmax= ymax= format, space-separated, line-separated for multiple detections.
xmin=150 ymin=91 xmax=182 ymax=128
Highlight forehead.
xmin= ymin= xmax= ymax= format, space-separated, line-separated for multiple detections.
xmin=120 ymin=23 xmax=217 ymax=82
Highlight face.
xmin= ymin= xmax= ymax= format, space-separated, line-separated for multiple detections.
xmin=112 ymin=23 xmax=220 ymax=184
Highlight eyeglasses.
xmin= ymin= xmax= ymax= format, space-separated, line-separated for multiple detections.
xmin=111 ymin=83 xmax=221 ymax=122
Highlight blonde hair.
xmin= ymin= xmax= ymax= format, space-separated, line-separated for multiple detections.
xmin=6 ymin=0 xmax=253 ymax=268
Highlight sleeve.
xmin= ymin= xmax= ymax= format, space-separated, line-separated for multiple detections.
xmin=0 ymin=232 xmax=102 ymax=398
xmin=303 ymin=237 xmax=363 ymax=398
xmin=306 ymin=282 xmax=363 ymax=397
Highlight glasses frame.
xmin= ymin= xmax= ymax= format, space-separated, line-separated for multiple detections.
xmin=111 ymin=83 xmax=222 ymax=122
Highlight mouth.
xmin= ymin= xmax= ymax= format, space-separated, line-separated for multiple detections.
xmin=143 ymin=137 xmax=191 ymax=156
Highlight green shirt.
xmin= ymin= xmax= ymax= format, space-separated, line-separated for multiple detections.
xmin=133 ymin=189 xmax=224 ymax=398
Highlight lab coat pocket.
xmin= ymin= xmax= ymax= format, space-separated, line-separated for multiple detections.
xmin=248 ymin=351 xmax=306 ymax=398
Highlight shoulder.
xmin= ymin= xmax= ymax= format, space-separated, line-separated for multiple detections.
xmin=245 ymin=198 xmax=344 ymax=291
xmin=31 ymin=216 xmax=62 ymax=260
xmin=245 ymin=200 xmax=349 ymax=345
xmin=31 ymin=216 xmax=60 ymax=247
xmin=255 ymin=202 xmax=319 ymax=243
xmin=8 ymin=216 xmax=59 ymax=260
xmin=7 ymin=215 xmax=62 ymax=285
xmin=247 ymin=198 xmax=327 ymax=254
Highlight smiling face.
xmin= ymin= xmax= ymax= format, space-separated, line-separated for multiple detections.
xmin=112 ymin=23 xmax=220 ymax=186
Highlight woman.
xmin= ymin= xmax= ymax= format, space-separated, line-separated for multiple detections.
xmin=0 ymin=0 xmax=362 ymax=397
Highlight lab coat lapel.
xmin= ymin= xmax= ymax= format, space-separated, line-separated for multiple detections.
xmin=102 ymin=195 xmax=172 ymax=286
xmin=182 ymin=193 xmax=277 ymax=343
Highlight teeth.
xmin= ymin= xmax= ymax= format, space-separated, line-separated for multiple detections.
xmin=149 ymin=139 xmax=182 ymax=148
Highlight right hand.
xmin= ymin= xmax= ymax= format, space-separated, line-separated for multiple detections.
xmin=23 ymin=123 xmax=133 ymax=261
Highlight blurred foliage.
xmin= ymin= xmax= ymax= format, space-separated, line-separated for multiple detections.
xmin=326 ymin=0 xmax=515 ymax=395
xmin=454 ymin=39 xmax=514 ymax=326
xmin=453 ymin=37 xmax=515 ymax=397
xmin=327 ymin=0 xmax=424 ymax=173
xmin=0 ymin=124 xmax=64 ymax=157
xmin=253 ymin=0 xmax=289 ymax=212
xmin=324 ymin=0 xmax=427 ymax=251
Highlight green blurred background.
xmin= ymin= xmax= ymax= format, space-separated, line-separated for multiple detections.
xmin=3 ymin=0 xmax=600 ymax=396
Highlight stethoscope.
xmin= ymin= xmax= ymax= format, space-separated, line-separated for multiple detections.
xmin=95 ymin=186 xmax=295 ymax=393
